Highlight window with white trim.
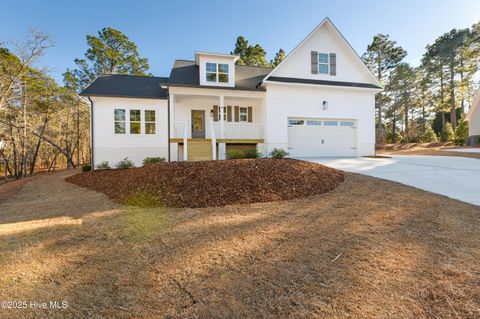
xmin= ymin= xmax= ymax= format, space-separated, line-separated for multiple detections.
xmin=206 ymin=62 xmax=229 ymax=83
xmin=307 ymin=120 xmax=322 ymax=126
xmin=114 ymin=109 xmax=126 ymax=134
xmin=324 ymin=120 xmax=338 ymax=126
xmin=288 ymin=119 xmax=305 ymax=126
xmin=130 ymin=109 xmax=141 ymax=134
xmin=340 ymin=121 xmax=354 ymax=127
xmin=318 ymin=53 xmax=329 ymax=74
xmin=145 ymin=110 xmax=156 ymax=134
xmin=239 ymin=107 xmax=248 ymax=122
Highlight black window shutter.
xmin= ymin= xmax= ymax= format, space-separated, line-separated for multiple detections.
xmin=330 ymin=53 xmax=336 ymax=76
xmin=213 ymin=105 xmax=218 ymax=122
xmin=311 ymin=51 xmax=318 ymax=74
xmin=234 ymin=106 xmax=239 ymax=122
xmin=227 ymin=105 xmax=232 ymax=122
xmin=247 ymin=107 xmax=253 ymax=123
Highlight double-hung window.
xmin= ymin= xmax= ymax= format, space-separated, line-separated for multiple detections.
xmin=130 ymin=109 xmax=141 ymax=134
xmin=114 ymin=109 xmax=126 ymax=134
xmin=239 ymin=107 xmax=248 ymax=122
xmin=318 ymin=53 xmax=329 ymax=74
xmin=206 ymin=63 xmax=229 ymax=83
xmin=145 ymin=110 xmax=156 ymax=134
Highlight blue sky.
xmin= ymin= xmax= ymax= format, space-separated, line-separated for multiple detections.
xmin=1 ymin=0 xmax=479 ymax=83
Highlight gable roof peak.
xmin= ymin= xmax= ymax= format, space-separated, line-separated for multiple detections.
xmin=260 ymin=17 xmax=382 ymax=88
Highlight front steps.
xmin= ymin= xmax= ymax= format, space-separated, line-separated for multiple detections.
xmin=187 ymin=139 xmax=213 ymax=161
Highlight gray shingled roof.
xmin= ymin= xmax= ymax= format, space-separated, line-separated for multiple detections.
xmin=166 ymin=60 xmax=272 ymax=91
xmin=80 ymin=74 xmax=169 ymax=99
xmin=266 ymin=76 xmax=382 ymax=89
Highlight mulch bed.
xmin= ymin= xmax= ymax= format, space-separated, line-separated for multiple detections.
xmin=65 ymin=158 xmax=344 ymax=208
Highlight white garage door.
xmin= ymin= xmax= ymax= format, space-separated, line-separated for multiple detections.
xmin=287 ymin=118 xmax=357 ymax=157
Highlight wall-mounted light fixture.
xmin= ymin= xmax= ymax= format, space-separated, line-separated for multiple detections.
xmin=210 ymin=109 xmax=214 ymax=118
xmin=322 ymin=100 xmax=328 ymax=110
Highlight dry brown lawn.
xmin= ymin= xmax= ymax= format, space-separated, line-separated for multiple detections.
xmin=378 ymin=143 xmax=480 ymax=159
xmin=0 ymin=170 xmax=479 ymax=318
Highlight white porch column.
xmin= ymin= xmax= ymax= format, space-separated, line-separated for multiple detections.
xmin=219 ymin=95 xmax=225 ymax=139
xmin=218 ymin=95 xmax=226 ymax=160
xmin=169 ymin=94 xmax=175 ymax=136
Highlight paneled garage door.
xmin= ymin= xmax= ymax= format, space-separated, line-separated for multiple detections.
xmin=287 ymin=118 xmax=357 ymax=157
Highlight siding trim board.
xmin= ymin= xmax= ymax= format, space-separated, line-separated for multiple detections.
xmin=265 ymin=76 xmax=382 ymax=89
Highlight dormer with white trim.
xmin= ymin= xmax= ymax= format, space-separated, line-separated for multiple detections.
xmin=195 ymin=52 xmax=239 ymax=87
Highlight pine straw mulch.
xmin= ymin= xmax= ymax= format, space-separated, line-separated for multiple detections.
xmin=1 ymin=170 xmax=479 ymax=318
xmin=65 ymin=159 xmax=344 ymax=208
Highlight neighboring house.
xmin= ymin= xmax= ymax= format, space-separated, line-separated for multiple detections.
xmin=81 ymin=18 xmax=382 ymax=167
xmin=466 ymin=86 xmax=480 ymax=145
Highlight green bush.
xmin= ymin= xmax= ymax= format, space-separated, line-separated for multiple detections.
xmin=243 ymin=149 xmax=262 ymax=158
xmin=440 ymin=122 xmax=454 ymax=142
xmin=81 ymin=164 xmax=92 ymax=172
xmin=227 ymin=150 xmax=246 ymax=159
xmin=227 ymin=149 xmax=262 ymax=159
xmin=269 ymin=148 xmax=289 ymax=159
xmin=420 ymin=126 xmax=438 ymax=143
xmin=116 ymin=157 xmax=134 ymax=169
xmin=96 ymin=161 xmax=111 ymax=170
xmin=454 ymin=118 xmax=469 ymax=146
xmin=143 ymin=157 xmax=166 ymax=165
xmin=124 ymin=190 xmax=163 ymax=208
xmin=385 ymin=131 xmax=402 ymax=144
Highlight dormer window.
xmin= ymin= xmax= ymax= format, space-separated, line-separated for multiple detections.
xmin=206 ymin=62 xmax=229 ymax=83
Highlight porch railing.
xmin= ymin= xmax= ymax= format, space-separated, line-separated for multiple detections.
xmin=212 ymin=123 xmax=264 ymax=140
xmin=172 ymin=121 xmax=264 ymax=140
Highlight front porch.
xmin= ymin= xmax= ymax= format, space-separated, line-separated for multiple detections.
xmin=168 ymin=87 xmax=266 ymax=161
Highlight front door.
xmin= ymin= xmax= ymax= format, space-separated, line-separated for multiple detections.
xmin=191 ymin=110 xmax=205 ymax=139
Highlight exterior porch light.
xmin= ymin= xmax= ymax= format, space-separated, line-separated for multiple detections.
xmin=210 ymin=109 xmax=214 ymax=118
xmin=322 ymin=100 xmax=328 ymax=110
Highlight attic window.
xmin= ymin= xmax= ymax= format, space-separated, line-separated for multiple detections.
xmin=318 ymin=53 xmax=329 ymax=74
xmin=206 ymin=63 xmax=229 ymax=83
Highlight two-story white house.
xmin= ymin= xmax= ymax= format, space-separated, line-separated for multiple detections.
xmin=81 ymin=18 xmax=382 ymax=167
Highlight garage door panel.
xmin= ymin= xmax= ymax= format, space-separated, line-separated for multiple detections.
xmin=287 ymin=118 xmax=357 ymax=157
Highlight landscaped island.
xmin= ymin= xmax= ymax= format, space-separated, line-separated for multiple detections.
xmin=66 ymin=159 xmax=344 ymax=207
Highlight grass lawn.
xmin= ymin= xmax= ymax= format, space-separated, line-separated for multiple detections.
xmin=0 ymin=169 xmax=479 ymax=318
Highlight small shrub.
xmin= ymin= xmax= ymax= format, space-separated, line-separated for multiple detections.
xmin=116 ymin=157 xmax=134 ymax=169
xmin=96 ymin=161 xmax=111 ymax=170
xmin=243 ymin=149 xmax=262 ymax=158
xmin=227 ymin=150 xmax=246 ymax=159
xmin=124 ymin=189 xmax=163 ymax=208
xmin=81 ymin=164 xmax=92 ymax=172
xmin=454 ymin=118 xmax=469 ymax=146
xmin=420 ymin=126 xmax=438 ymax=143
xmin=440 ymin=122 xmax=454 ymax=142
xmin=143 ymin=157 xmax=166 ymax=165
xmin=269 ymin=148 xmax=289 ymax=159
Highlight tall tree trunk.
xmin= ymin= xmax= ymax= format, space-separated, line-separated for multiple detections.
xmin=440 ymin=69 xmax=445 ymax=130
xmin=449 ymin=64 xmax=457 ymax=133
xmin=22 ymin=81 xmax=28 ymax=178
xmin=377 ymin=60 xmax=383 ymax=145
xmin=392 ymin=108 xmax=397 ymax=143
xmin=29 ymin=114 xmax=49 ymax=175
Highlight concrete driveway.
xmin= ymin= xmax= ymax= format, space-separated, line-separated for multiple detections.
xmin=303 ymin=155 xmax=480 ymax=206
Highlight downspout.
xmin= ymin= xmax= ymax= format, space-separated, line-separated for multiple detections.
xmin=88 ymin=96 xmax=94 ymax=170
xmin=167 ymin=90 xmax=170 ymax=162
